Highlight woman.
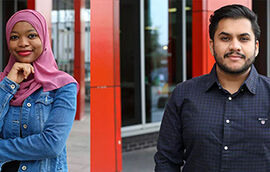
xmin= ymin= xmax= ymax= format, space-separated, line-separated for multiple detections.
xmin=0 ymin=9 xmax=78 ymax=171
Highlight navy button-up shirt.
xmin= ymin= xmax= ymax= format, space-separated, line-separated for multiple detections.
xmin=155 ymin=65 xmax=270 ymax=172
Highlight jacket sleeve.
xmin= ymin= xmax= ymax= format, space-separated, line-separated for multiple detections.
xmin=154 ymin=87 xmax=185 ymax=172
xmin=0 ymin=83 xmax=77 ymax=161
xmin=0 ymin=77 xmax=19 ymax=133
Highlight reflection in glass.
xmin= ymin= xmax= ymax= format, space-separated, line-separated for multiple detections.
xmin=145 ymin=0 xmax=184 ymax=123
xmin=85 ymin=1 xmax=90 ymax=102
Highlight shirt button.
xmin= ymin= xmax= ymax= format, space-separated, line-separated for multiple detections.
xmin=23 ymin=124 xmax=28 ymax=129
xmin=224 ymin=146 xmax=229 ymax=150
xmin=228 ymin=97 xmax=232 ymax=101
xmin=10 ymin=84 xmax=15 ymax=89
xmin=26 ymin=103 xmax=31 ymax=107
xmin=226 ymin=119 xmax=230 ymax=124
xmin=21 ymin=165 xmax=27 ymax=170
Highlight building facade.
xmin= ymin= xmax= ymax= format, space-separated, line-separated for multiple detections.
xmin=0 ymin=0 xmax=269 ymax=172
xmin=91 ymin=0 xmax=270 ymax=171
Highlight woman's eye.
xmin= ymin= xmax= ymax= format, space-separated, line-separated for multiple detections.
xmin=28 ymin=34 xmax=38 ymax=39
xmin=10 ymin=35 xmax=19 ymax=40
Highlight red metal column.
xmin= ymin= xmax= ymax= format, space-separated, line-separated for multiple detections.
xmin=192 ymin=0 xmax=252 ymax=77
xmin=90 ymin=0 xmax=122 ymax=171
xmin=74 ymin=0 xmax=86 ymax=120
xmin=27 ymin=0 xmax=35 ymax=9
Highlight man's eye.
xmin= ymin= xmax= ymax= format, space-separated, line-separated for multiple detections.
xmin=28 ymin=34 xmax=38 ymax=39
xmin=10 ymin=35 xmax=19 ymax=40
xmin=240 ymin=37 xmax=249 ymax=41
xmin=221 ymin=37 xmax=230 ymax=41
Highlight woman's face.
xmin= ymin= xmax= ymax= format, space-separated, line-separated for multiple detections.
xmin=9 ymin=21 xmax=43 ymax=63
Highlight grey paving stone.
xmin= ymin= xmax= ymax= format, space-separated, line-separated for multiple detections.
xmin=122 ymin=147 xmax=156 ymax=172
xmin=67 ymin=102 xmax=90 ymax=172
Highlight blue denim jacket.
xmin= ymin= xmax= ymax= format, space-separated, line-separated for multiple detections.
xmin=0 ymin=77 xmax=77 ymax=171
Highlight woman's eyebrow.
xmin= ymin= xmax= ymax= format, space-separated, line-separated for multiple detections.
xmin=10 ymin=29 xmax=36 ymax=34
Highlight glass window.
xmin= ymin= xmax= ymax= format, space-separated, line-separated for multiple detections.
xmin=120 ymin=0 xmax=142 ymax=127
xmin=52 ymin=0 xmax=74 ymax=76
xmin=85 ymin=1 xmax=90 ymax=102
xmin=1 ymin=0 xmax=27 ymax=70
xmin=52 ymin=0 xmax=90 ymax=102
xmin=252 ymin=0 xmax=267 ymax=76
xmin=145 ymin=0 xmax=185 ymax=123
xmin=120 ymin=0 xmax=192 ymax=128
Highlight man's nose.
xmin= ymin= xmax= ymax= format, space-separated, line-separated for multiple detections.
xmin=229 ymin=39 xmax=241 ymax=51
xmin=18 ymin=37 xmax=29 ymax=47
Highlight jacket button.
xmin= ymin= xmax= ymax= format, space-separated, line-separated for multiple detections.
xmin=10 ymin=84 xmax=15 ymax=89
xmin=26 ymin=103 xmax=31 ymax=107
xmin=23 ymin=124 xmax=28 ymax=129
xmin=21 ymin=165 xmax=27 ymax=170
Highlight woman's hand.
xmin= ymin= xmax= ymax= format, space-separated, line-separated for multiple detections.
xmin=7 ymin=62 xmax=34 ymax=84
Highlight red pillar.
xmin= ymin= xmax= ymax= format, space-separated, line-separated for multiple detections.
xmin=90 ymin=0 xmax=122 ymax=171
xmin=74 ymin=0 xmax=86 ymax=120
xmin=192 ymin=0 xmax=252 ymax=77
xmin=27 ymin=0 xmax=35 ymax=9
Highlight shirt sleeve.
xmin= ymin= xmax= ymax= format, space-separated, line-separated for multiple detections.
xmin=0 ymin=83 xmax=77 ymax=161
xmin=0 ymin=77 xmax=19 ymax=133
xmin=154 ymin=87 xmax=185 ymax=172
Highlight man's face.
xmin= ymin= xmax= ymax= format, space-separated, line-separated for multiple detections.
xmin=209 ymin=18 xmax=259 ymax=74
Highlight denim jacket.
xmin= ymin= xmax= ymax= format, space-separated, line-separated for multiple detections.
xmin=0 ymin=77 xmax=77 ymax=171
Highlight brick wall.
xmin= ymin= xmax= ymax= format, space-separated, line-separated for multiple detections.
xmin=122 ymin=132 xmax=159 ymax=152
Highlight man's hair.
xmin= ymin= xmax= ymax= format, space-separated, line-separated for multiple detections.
xmin=209 ymin=4 xmax=261 ymax=41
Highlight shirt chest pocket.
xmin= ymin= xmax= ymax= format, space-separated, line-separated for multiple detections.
xmin=35 ymin=94 xmax=54 ymax=130
xmin=244 ymin=114 xmax=270 ymax=142
xmin=236 ymin=114 xmax=270 ymax=155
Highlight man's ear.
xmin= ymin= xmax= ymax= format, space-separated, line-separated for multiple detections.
xmin=209 ymin=39 xmax=214 ymax=56
xmin=255 ymin=40 xmax=259 ymax=57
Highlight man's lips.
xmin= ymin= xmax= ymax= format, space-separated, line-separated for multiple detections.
xmin=17 ymin=50 xmax=32 ymax=56
xmin=228 ymin=55 xmax=242 ymax=59
xmin=224 ymin=51 xmax=246 ymax=59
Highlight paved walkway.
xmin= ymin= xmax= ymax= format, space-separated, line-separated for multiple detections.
xmin=67 ymin=102 xmax=90 ymax=172
xmin=66 ymin=101 xmax=157 ymax=172
xmin=122 ymin=147 xmax=156 ymax=172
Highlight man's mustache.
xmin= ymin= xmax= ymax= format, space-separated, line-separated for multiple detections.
xmin=224 ymin=51 xmax=246 ymax=59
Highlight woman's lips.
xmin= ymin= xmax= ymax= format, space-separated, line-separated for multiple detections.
xmin=17 ymin=51 xmax=32 ymax=56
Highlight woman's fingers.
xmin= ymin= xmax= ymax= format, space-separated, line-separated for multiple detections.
xmin=23 ymin=65 xmax=33 ymax=79
xmin=7 ymin=62 xmax=35 ymax=83
xmin=31 ymin=66 xmax=35 ymax=74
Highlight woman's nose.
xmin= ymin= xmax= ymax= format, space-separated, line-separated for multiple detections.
xmin=18 ymin=37 xmax=29 ymax=47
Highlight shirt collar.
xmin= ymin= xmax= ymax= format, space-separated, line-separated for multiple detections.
xmin=204 ymin=64 xmax=220 ymax=92
xmin=244 ymin=64 xmax=258 ymax=94
xmin=204 ymin=64 xmax=258 ymax=94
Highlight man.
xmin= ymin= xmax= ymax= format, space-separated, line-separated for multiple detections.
xmin=154 ymin=4 xmax=270 ymax=172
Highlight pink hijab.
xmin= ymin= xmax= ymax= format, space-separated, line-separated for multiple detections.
xmin=0 ymin=9 xmax=78 ymax=106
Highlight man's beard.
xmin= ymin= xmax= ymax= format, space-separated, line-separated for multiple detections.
xmin=214 ymin=49 xmax=256 ymax=75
